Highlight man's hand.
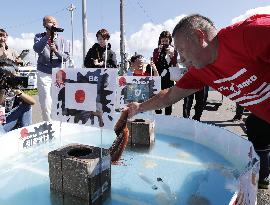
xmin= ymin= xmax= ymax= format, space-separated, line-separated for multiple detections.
xmin=12 ymin=89 xmax=36 ymax=105
xmin=93 ymin=59 xmax=99 ymax=65
xmin=15 ymin=57 xmax=23 ymax=66
xmin=50 ymin=42 xmax=58 ymax=53
xmin=93 ymin=59 xmax=104 ymax=66
xmin=13 ymin=89 xmax=22 ymax=96
xmin=126 ymin=102 xmax=141 ymax=118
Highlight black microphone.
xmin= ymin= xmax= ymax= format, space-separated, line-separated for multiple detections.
xmin=50 ymin=26 xmax=64 ymax=33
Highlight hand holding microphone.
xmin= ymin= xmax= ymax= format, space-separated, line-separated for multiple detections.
xmin=49 ymin=42 xmax=57 ymax=53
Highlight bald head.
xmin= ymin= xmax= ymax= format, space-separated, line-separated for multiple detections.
xmin=172 ymin=14 xmax=219 ymax=69
xmin=172 ymin=14 xmax=217 ymax=40
xmin=43 ymin=16 xmax=58 ymax=29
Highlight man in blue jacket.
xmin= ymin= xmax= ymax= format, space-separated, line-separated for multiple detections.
xmin=33 ymin=16 xmax=69 ymax=121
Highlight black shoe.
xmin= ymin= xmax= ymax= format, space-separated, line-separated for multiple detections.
xmin=231 ymin=115 xmax=242 ymax=121
xmin=258 ymin=179 xmax=270 ymax=189
xmin=192 ymin=116 xmax=201 ymax=122
xmin=155 ymin=110 xmax=162 ymax=115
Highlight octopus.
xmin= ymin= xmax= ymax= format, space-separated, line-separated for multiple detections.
xmin=109 ymin=110 xmax=129 ymax=164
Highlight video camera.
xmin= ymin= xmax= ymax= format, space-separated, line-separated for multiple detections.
xmin=0 ymin=59 xmax=28 ymax=90
xmin=50 ymin=25 xmax=64 ymax=33
xmin=48 ymin=25 xmax=64 ymax=63
xmin=1 ymin=75 xmax=28 ymax=90
xmin=160 ymin=44 xmax=169 ymax=53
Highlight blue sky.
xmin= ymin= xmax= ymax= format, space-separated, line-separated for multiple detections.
xmin=1 ymin=0 xmax=270 ymax=66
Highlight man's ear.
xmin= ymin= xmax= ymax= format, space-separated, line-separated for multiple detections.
xmin=194 ymin=29 xmax=206 ymax=46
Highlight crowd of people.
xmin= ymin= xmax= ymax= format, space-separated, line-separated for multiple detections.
xmin=0 ymin=13 xmax=269 ymax=190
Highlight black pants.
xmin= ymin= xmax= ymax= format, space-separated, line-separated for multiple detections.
xmin=155 ymin=76 xmax=174 ymax=115
xmin=245 ymin=114 xmax=270 ymax=182
xmin=155 ymin=105 xmax=172 ymax=115
xmin=183 ymin=86 xmax=209 ymax=121
xmin=235 ymin=104 xmax=244 ymax=117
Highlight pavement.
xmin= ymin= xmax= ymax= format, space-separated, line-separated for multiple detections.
xmin=32 ymin=91 xmax=270 ymax=204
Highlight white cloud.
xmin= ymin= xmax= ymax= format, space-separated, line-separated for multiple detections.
xmin=107 ymin=31 xmax=121 ymax=60
xmin=20 ymin=33 xmax=35 ymax=39
xmin=6 ymin=5 xmax=270 ymax=68
xmin=231 ymin=6 xmax=270 ymax=24
xmin=86 ymin=33 xmax=96 ymax=51
xmin=8 ymin=33 xmax=35 ymax=51
xmin=7 ymin=33 xmax=37 ymax=65
xmin=125 ymin=15 xmax=185 ymax=60
xmin=72 ymin=39 xmax=83 ymax=67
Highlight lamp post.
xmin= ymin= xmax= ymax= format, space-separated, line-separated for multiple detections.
xmin=120 ymin=0 xmax=127 ymax=75
xmin=68 ymin=4 xmax=76 ymax=59
xmin=82 ymin=0 xmax=87 ymax=66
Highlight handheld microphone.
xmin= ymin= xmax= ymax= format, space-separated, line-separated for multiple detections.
xmin=46 ymin=23 xmax=64 ymax=33
xmin=51 ymin=26 xmax=64 ymax=33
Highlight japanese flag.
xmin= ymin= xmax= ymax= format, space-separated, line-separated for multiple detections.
xmin=65 ymin=83 xmax=97 ymax=111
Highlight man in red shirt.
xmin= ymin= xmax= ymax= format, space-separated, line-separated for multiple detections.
xmin=127 ymin=14 xmax=270 ymax=189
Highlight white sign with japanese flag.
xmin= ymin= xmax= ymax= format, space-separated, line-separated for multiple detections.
xmin=116 ymin=76 xmax=161 ymax=109
xmin=51 ymin=68 xmax=117 ymax=128
xmin=65 ymin=83 xmax=97 ymax=111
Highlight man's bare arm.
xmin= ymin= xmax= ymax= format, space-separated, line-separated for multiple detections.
xmin=127 ymin=86 xmax=198 ymax=118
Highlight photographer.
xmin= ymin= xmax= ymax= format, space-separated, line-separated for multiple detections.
xmin=153 ymin=31 xmax=178 ymax=115
xmin=33 ymin=16 xmax=69 ymax=121
xmin=0 ymin=68 xmax=35 ymax=132
xmin=0 ymin=29 xmax=23 ymax=66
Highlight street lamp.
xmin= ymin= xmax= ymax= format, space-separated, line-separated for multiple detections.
xmin=67 ymin=4 xmax=76 ymax=60
xmin=82 ymin=0 xmax=87 ymax=66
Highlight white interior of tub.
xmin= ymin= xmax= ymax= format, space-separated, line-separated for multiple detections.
xmin=0 ymin=114 xmax=258 ymax=205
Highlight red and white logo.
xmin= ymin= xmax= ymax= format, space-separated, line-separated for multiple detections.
xmin=65 ymin=83 xmax=97 ymax=111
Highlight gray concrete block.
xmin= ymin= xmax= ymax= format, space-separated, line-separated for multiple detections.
xmin=48 ymin=143 xmax=111 ymax=205
xmin=127 ymin=119 xmax=155 ymax=147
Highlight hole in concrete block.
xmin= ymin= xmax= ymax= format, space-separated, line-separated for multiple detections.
xmin=133 ymin=119 xmax=145 ymax=123
xmin=68 ymin=147 xmax=93 ymax=157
